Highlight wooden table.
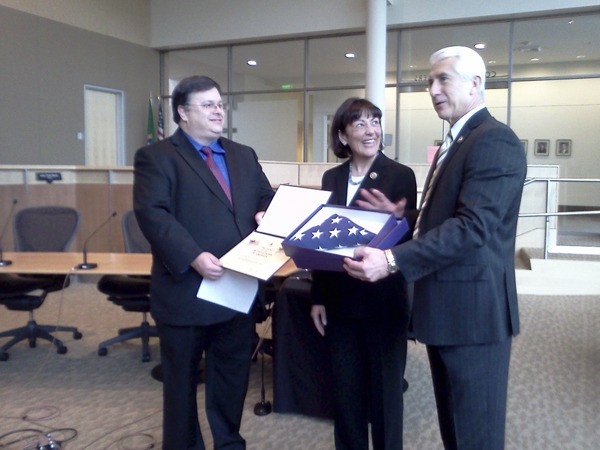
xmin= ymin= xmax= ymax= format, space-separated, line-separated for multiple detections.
xmin=0 ymin=251 xmax=299 ymax=277
xmin=0 ymin=252 xmax=151 ymax=275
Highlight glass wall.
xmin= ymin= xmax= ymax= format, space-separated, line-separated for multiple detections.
xmin=232 ymin=40 xmax=305 ymax=92
xmin=163 ymin=11 xmax=600 ymax=206
xmin=512 ymin=14 xmax=600 ymax=78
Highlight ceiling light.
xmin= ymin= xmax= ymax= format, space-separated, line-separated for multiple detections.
xmin=474 ymin=43 xmax=486 ymax=50
xmin=530 ymin=57 xmax=540 ymax=62
xmin=247 ymin=60 xmax=257 ymax=66
xmin=488 ymin=60 xmax=496 ymax=64
xmin=345 ymin=52 xmax=356 ymax=59
xmin=576 ymin=55 xmax=586 ymax=59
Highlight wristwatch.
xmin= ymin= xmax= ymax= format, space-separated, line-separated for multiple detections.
xmin=384 ymin=249 xmax=399 ymax=274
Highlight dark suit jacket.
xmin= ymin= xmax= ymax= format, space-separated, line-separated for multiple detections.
xmin=133 ymin=128 xmax=274 ymax=326
xmin=392 ymin=108 xmax=527 ymax=345
xmin=312 ymin=151 xmax=417 ymax=318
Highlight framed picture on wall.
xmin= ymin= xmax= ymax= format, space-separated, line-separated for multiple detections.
xmin=556 ymin=139 xmax=572 ymax=156
xmin=520 ymin=139 xmax=528 ymax=154
xmin=534 ymin=139 xmax=550 ymax=156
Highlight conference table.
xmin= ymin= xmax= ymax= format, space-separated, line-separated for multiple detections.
xmin=0 ymin=252 xmax=299 ymax=278
xmin=0 ymin=252 xmax=333 ymax=418
xmin=0 ymin=251 xmax=151 ymax=275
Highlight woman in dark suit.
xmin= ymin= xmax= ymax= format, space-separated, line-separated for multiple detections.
xmin=310 ymin=98 xmax=416 ymax=450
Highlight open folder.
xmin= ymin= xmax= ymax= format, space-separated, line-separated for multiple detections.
xmin=219 ymin=184 xmax=332 ymax=280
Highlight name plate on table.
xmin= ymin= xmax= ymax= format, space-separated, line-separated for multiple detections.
xmin=36 ymin=172 xmax=63 ymax=183
xmin=220 ymin=185 xmax=332 ymax=280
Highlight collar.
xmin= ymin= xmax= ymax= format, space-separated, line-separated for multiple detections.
xmin=449 ymin=104 xmax=485 ymax=141
xmin=180 ymin=129 xmax=225 ymax=155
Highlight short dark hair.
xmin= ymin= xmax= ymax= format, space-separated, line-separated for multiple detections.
xmin=330 ymin=97 xmax=383 ymax=158
xmin=171 ymin=75 xmax=222 ymax=124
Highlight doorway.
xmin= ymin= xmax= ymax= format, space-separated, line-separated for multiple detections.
xmin=84 ymin=85 xmax=125 ymax=166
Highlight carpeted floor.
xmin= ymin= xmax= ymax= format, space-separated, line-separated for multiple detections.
xmin=0 ymin=281 xmax=598 ymax=449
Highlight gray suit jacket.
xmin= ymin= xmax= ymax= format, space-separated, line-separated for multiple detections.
xmin=392 ymin=108 xmax=527 ymax=346
xmin=133 ymin=128 xmax=274 ymax=326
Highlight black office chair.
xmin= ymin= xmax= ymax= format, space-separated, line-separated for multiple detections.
xmin=97 ymin=210 xmax=157 ymax=362
xmin=0 ymin=206 xmax=82 ymax=361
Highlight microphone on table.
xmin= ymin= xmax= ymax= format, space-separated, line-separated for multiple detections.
xmin=76 ymin=211 xmax=117 ymax=270
xmin=0 ymin=198 xmax=18 ymax=267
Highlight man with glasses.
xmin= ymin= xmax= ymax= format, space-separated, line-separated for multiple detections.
xmin=134 ymin=75 xmax=274 ymax=450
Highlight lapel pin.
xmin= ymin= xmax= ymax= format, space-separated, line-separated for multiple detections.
xmin=457 ymin=136 xmax=464 ymax=143
xmin=369 ymin=172 xmax=378 ymax=180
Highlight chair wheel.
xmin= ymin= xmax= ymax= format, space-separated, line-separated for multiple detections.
xmin=0 ymin=352 xmax=8 ymax=361
xmin=142 ymin=354 xmax=151 ymax=363
xmin=57 ymin=345 xmax=68 ymax=355
xmin=73 ymin=331 xmax=83 ymax=340
xmin=98 ymin=347 xmax=108 ymax=356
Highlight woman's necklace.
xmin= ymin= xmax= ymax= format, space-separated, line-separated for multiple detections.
xmin=348 ymin=163 xmax=365 ymax=185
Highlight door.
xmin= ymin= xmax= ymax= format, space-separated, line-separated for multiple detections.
xmin=84 ymin=85 xmax=124 ymax=166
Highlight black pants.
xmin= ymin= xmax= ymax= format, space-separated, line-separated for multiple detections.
xmin=326 ymin=314 xmax=408 ymax=450
xmin=157 ymin=314 xmax=255 ymax=450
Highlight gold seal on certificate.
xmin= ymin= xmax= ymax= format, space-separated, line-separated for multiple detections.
xmin=220 ymin=232 xmax=289 ymax=281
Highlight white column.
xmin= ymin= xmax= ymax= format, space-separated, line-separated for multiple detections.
xmin=366 ymin=0 xmax=387 ymax=111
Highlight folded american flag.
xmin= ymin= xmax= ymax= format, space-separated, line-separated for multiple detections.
xmin=289 ymin=214 xmax=376 ymax=250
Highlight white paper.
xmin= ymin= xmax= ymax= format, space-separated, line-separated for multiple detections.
xmin=257 ymin=184 xmax=332 ymax=238
xmin=196 ymin=270 xmax=259 ymax=314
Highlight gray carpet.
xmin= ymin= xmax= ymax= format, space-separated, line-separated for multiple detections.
xmin=0 ymin=282 xmax=598 ymax=449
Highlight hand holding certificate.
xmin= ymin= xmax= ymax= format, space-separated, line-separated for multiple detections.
xmin=198 ymin=185 xmax=332 ymax=312
xmin=219 ymin=185 xmax=332 ymax=280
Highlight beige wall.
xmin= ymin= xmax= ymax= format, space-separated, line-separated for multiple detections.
xmin=0 ymin=0 xmax=151 ymax=46
xmin=3 ymin=0 xmax=596 ymax=50
xmin=149 ymin=0 xmax=600 ymax=49
xmin=0 ymin=5 xmax=160 ymax=166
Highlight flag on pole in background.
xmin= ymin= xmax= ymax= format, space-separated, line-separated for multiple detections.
xmin=157 ymin=101 xmax=165 ymax=140
xmin=146 ymin=98 xmax=157 ymax=145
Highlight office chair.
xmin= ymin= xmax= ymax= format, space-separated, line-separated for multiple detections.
xmin=97 ymin=209 xmax=157 ymax=362
xmin=0 ymin=206 xmax=82 ymax=361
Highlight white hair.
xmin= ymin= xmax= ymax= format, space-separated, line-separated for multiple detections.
xmin=430 ymin=46 xmax=486 ymax=94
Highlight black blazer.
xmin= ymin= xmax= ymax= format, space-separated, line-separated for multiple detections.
xmin=311 ymin=151 xmax=417 ymax=319
xmin=393 ymin=108 xmax=527 ymax=345
xmin=133 ymin=128 xmax=274 ymax=326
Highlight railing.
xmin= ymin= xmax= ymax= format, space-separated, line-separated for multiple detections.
xmin=519 ymin=178 xmax=600 ymax=259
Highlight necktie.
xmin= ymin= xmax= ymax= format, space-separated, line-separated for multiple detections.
xmin=413 ymin=132 xmax=453 ymax=238
xmin=201 ymin=146 xmax=232 ymax=204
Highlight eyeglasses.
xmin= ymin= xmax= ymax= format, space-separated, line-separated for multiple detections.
xmin=186 ymin=102 xmax=228 ymax=112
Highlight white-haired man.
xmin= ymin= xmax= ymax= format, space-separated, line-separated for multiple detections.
xmin=344 ymin=46 xmax=526 ymax=449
